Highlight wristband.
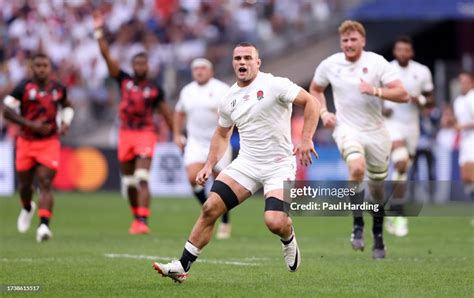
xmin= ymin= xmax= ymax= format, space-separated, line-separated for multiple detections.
xmin=93 ymin=28 xmax=104 ymax=39
xmin=417 ymin=94 xmax=427 ymax=106
xmin=320 ymin=107 xmax=328 ymax=117
xmin=61 ymin=107 xmax=74 ymax=126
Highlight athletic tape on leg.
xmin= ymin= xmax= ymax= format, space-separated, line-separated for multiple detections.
xmin=210 ymin=180 xmax=239 ymax=211
xmin=264 ymin=197 xmax=290 ymax=214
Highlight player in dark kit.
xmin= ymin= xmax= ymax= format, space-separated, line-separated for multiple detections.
xmin=94 ymin=11 xmax=173 ymax=234
xmin=2 ymin=53 xmax=74 ymax=242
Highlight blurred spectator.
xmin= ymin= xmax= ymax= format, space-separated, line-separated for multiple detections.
xmin=411 ymin=106 xmax=441 ymax=181
xmin=0 ymin=0 xmax=336 ymax=146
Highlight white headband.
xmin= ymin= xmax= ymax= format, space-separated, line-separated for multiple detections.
xmin=191 ymin=58 xmax=212 ymax=69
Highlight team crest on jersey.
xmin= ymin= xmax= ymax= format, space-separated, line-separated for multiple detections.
xmin=257 ymin=90 xmax=264 ymax=100
xmin=362 ymin=67 xmax=368 ymax=74
xmin=29 ymin=89 xmax=37 ymax=100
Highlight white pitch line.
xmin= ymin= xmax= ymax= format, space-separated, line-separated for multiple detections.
xmin=104 ymin=253 xmax=260 ymax=266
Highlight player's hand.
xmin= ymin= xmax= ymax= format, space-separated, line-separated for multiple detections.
xmin=28 ymin=120 xmax=52 ymax=135
xmin=321 ymin=112 xmax=336 ymax=129
xmin=293 ymin=138 xmax=318 ymax=167
xmin=359 ymin=79 xmax=374 ymax=95
xmin=58 ymin=123 xmax=70 ymax=135
xmin=382 ymin=107 xmax=393 ymax=117
xmin=173 ymin=134 xmax=186 ymax=152
xmin=196 ymin=165 xmax=212 ymax=186
xmin=93 ymin=10 xmax=104 ymax=29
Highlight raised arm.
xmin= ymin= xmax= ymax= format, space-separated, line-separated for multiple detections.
xmin=292 ymin=89 xmax=320 ymax=166
xmin=309 ymin=81 xmax=336 ymax=128
xmin=196 ymin=125 xmax=233 ymax=185
xmin=93 ymin=11 xmax=119 ymax=77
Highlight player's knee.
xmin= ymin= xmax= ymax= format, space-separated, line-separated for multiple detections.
xmin=38 ymin=177 xmax=53 ymax=191
xmin=264 ymin=197 xmax=290 ymax=234
xmin=201 ymin=198 xmax=223 ymax=222
xmin=349 ymin=164 xmax=365 ymax=181
xmin=264 ymin=213 xmax=288 ymax=235
xmin=134 ymin=168 xmax=149 ymax=184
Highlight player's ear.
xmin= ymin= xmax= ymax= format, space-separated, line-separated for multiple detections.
xmin=257 ymin=58 xmax=261 ymax=68
xmin=361 ymin=36 xmax=366 ymax=48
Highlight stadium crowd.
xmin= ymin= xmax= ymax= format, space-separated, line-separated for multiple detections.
xmin=0 ymin=0 xmax=333 ymax=141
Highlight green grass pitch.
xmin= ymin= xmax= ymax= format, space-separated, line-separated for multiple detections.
xmin=1 ymin=192 xmax=473 ymax=297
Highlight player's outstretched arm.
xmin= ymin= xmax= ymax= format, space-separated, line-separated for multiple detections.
xmin=309 ymin=81 xmax=336 ymax=128
xmin=196 ymin=125 xmax=233 ymax=185
xmin=93 ymin=11 xmax=119 ymax=77
xmin=359 ymin=79 xmax=409 ymax=103
xmin=2 ymin=95 xmax=51 ymax=135
xmin=293 ymin=89 xmax=320 ymax=166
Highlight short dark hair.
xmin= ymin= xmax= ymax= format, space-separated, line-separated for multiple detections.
xmin=132 ymin=52 xmax=148 ymax=62
xmin=234 ymin=42 xmax=259 ymax=54
xmin=394 ymin=36 xmax=413 ymax=46
xmin=32 ymin=52 xmax=51 ymax=62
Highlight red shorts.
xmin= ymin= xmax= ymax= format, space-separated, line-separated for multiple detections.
xmin=118 ymin=130 xmax=157 ymax=162
xmin=16 ymin=137 xmax=60 ymax=171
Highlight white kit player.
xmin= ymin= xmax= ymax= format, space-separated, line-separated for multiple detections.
xmin=453 ymin=72 xmax=474 ymax=197
xmin=309 ymin=20 xmax=408 ymax=259
xmin=173 ymin=58 xmax=233 ymax=239
xmin=153 ymin=42 xmax=320 ymax=283
xmin=383 ymin=36 xmax=434 ymax=237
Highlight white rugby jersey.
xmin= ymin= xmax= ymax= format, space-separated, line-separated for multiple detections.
xmin=384 ymin=60 xmax=434 ymax=125
xmin=218 ymin=72 xmax=301 ymax=163
xmin=454 ymin=89 xmax=474 ymax=140
xmin=312 ymin=51 xmax=399 ymax=131
xmin=175 ymin=78 xmax=229 ymax=144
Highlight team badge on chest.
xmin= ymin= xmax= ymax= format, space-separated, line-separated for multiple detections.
xmin=257 ymin=90 xmax=264 ymax=100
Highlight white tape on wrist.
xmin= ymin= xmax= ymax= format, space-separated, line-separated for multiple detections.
xmin=3 ymin=95 xmax=20 ymax=109
xmin=61 ymin=107 xmax=74 ymax=126
xmin=417 ymin=94 xmax=427 ymax=106
xmin=93 ymin=28 xmax=104 ymax=39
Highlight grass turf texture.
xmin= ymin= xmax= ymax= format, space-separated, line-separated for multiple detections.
xmin=1 ymin=192 xmax=472 ymax=297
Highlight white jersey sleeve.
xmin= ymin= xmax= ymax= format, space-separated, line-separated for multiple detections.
xmin=312 ymin=59 xmax=330 ymax=88
xmin=175 ymin=89 xmax=186 ymax=112
xmin=420 ymin=65 xmax=434 ymax=93
xmin=272 ymin=76 xmax=302 ymax=104
xmin=379 ymin=57 xmax=399 ymax=86
xmin=218 ymin=99 xmax=233 ymax=128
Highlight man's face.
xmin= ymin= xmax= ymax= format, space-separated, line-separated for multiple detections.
xmin=459 ymin=73 xmax=473 ymax=95
xmin=340 ymin=30 xmax=365 ymax=61
xmin=32 ymin=57 xmax=51 ymax=82
xmin=232 ymin=46 xmax=261 ymax=85
xmin=192 ymin=65 xmax=213 ymax=85
xmin=132 ymin=56 xmax=148 ymax=79
xmin=393 ymin=41 xmax=413 ymax=66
